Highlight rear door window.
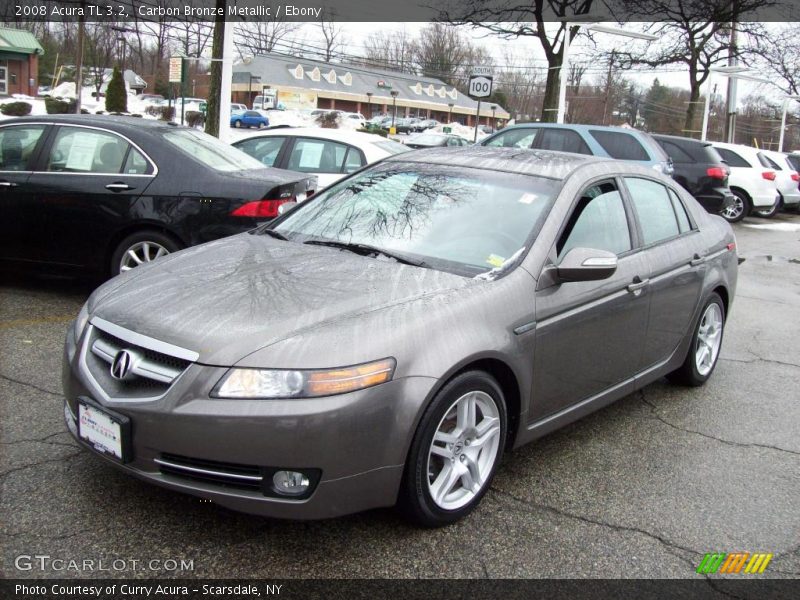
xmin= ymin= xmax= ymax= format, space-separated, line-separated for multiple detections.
xmin=46 ymin=127 xmax=131 ymax=174
xmin=235 ymin=136 xmax=286 ymax=167
xmin=287 ymin=138 xmax=350 ymax=173
xmin=658 ymin=140 xmax=694 ymax=164
xmin=589 ymin=130 xmax=649 ymax=160
xmin=536 ymin=128 xmax=593 ymax=155
xmin=715 ymin=148 xmax=752 ymax=168
xmin=625 ymin=177 xmax=681 ymax=245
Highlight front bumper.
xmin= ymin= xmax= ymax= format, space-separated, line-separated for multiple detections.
xmin=62 ymin=325 xmax=436 ymax=519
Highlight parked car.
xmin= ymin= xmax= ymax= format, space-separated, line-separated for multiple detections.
xmin=405 ymin=132 xmax=470 ymax=149
xmin=138 ymin=94 xmax=165 ymax=104
xmin=393 ymin=118 xmax=422 ymax=134
xmin=64 ymin=147 xmax=737 ymax=526
xmin=232 ymin=127 xmax=410 ymax=189
xmin=480 ymin=123 xmax=674 ymax=176
xmin=760 ymin=149 xmax=800 ymax=213
xmin=652 ymin=134 xmax=736 ymax=220
xmin=787 ymin=152 xmax=800 ymax=172
xmin=341 ymin=112 xmax=367 ymax=127
xmin=230 ymin=110 xmax=270 ymax=129
xmin=711 ymin=142 xmax=780 ymax=220
xmin=230 ymin=103 xmax=247 ymax=114
xmin=413 ymin=119 xmax=440 ymax=132
xmin=0 ymin=116 xmax=315 ymax=277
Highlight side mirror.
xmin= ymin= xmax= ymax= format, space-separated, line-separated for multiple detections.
xmin=277 ymin=201 xmax=298 ymax=216
xmin=556 ymin=247 xmax=618 ymax=283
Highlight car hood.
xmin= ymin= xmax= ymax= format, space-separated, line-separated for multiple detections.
xmin=90 ymin=233 xmax=474 ymax=366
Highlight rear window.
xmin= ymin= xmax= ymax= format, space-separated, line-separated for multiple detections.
xmin=715 ymin=148 xmax=752 ymax=168
xmin=787 ymin=154 xmax=800 ymax=171
xmin=590 ymin=130 xmax=649 ymax=161
xmin=657 ymin=139 xmax=695 ymax=164
xmin=163 ymin=129 xmax=265 ymax=172
xmin=761 ymin=154 xmax=781 ymax=170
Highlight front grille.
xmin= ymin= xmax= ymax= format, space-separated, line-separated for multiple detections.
xmin=155 ymin=453 xmax=264 ymax=492
xmin=82 ymin=323 xmax=192 ymax=401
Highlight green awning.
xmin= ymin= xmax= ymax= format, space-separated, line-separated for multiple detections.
xmin=0 ymin=27 xmax=44 ymax=55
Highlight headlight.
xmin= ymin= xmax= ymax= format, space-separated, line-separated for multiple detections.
xmin=73 ymin=302 xmax=90 ymax=340
xmin=212 ymin=358 xmax=396 ymax=399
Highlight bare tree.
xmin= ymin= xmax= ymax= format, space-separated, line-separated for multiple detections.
xmin=360 ymin=31 xmax=417 ymax=73
xmin=83 ymin=24 xmax=118 ymax=100
xmin=754 ymin=24 xmax=800 ymax=96
xmin=318 ymin=10 xmax=346 ymax=62
xmin=234 ymin=20 xmax=303 ymax=58
xmin=413 ymin=23 xmax=477 ymax=86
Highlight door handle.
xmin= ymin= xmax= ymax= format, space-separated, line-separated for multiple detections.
xmin=105 ymin=182 xmax=134 ymax=192
xmin=690 ymin=253 xmax=705 ymax=267
xmin=627 ymin=277 xmax=649 ymax=294
xmin=0 ymin=181 xmax=18 ymax=188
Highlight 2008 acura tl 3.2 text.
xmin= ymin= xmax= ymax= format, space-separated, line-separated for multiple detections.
xmin=63 ymin=147 xmax=737 ymax=526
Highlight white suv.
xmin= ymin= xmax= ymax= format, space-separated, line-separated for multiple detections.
xmin=760 ymin=150 xmax=800 ymax=214
xmin=712 ymin=142 xmax=780 ymax=220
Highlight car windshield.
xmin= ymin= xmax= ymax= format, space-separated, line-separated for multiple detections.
xmin=162 ymin=128 xmax=265 ymax=172
xmin=272 ymin=162 xmax=560 ymax=276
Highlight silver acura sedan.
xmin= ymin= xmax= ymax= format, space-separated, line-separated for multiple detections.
xmin=63 ymin=147 xmax=738 ymax=526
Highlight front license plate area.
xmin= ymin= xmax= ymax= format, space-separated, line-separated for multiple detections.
xmin=77 ymin=398 xmax=131 ymax=463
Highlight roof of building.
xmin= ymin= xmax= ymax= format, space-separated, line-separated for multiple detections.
xmin=0 ymin=27 xmax=44 ymax=55
xmin=233 ymin=52 xmax=509 ymax=118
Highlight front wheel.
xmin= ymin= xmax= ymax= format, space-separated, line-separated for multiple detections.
xmin=399 ymin=371 xmax=506 ymax=527
xmin=667 ymin=293 xmax=725 ymax=386
xmin=233 ymin=120 xmax=242 ymax=128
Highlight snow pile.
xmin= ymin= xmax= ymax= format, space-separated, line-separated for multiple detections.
xmin=431 ymin=121 xmax=489 ymax=142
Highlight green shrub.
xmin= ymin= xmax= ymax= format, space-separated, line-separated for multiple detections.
xmin=158 ymin=106 xmax=175 ymax=121
xmin=0 ymin=101 xmax=32 ymax=116
xmin=144 ymin=105 xmax=161 ymax=117
xmin=315 ymin=111 xmax=340 ymax=128
xmin=45 ymin=97 xmax=76 ymax=114
xmin=357 ymin=126 xmax=388 ymax=137
xmin=105 ymin=67 xmax=127 ymax=113
xmin=185 ymin=110 xmax=205 ymax=128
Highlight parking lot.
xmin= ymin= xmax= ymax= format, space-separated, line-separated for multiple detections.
xmin=1 ymin=213 xmax=798 ymax=579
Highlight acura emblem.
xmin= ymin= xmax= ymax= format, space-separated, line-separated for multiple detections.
xmin=110 ymin=350 xmax=134 ymax=381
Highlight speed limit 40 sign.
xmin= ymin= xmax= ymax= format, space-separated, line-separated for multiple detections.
xmin=468 ymin=75 xmax=493 ymax=99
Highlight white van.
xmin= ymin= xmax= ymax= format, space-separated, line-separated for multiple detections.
xmin=251 ymin=93 xmax=277 ymax=110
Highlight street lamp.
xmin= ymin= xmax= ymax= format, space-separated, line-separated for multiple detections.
xmin=366 ymin=91 xmax=373 ymax=120
xmin=448 ymin=102 xmax=454 ymax=124
xmin=557 ymin=22 xmax=657 ymax=124
xmin=701 ymin=68 xmax=770 ymax=142
xmin=491 ymin=105 xmax=497 ymax=132
xmin=390 ymin=90 xmax=399 ymax=127
xmin=778 ymin=95 xmax=800 ymax=152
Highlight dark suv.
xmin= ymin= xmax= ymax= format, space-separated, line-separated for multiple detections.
xmin=652 ymin=134 xmax=735 ymax=216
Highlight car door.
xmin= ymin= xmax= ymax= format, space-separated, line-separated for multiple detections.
xmin=24 ymin=124 xmax=154 ymax=268
xmin=532 ymin=178 xmax=650 ymax=421
xmin=621 ymin=177 xmax=705 ymax=369
xmin=0 ymin=123 xmax=50 ymax=263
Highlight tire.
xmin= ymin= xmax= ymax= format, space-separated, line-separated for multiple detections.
xmin=752 ymin=196 xmax=781 ymax=218
xmin=233 ymin=120 xmax=241 ymax=128
xmin=720 ymin=190 xmax=750 ymax=223
xmin=667 ymin=293 xmax=725 ymax=387
xmin=399 ymin=371 xmax=507 ymax=527
xmin=110 ymin=230 xmax=182 ymax=277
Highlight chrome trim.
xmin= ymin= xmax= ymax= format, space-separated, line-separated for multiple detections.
xmin=90 ymin=317 xmax=199 ymax=362
xmin=154 ymin=458 xmax=264 ymax=482
xmin=91 ymin=338 xmax=182 ymax=384
xmin=513 ymin=321 xmax=537 ymax=335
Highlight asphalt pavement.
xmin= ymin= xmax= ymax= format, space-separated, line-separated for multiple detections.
xmin=1 ymin=213 xmax=798 ymax=579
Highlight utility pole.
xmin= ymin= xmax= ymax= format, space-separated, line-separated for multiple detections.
xmin=74 ymin=9 xmax=85 ymax=114
xmin=724 ymin=7 xmax=739 ymax=143
xmin=602 ymin=50 xmax=617 ymax=126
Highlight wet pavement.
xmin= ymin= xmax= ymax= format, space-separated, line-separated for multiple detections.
xmin=1 ymin=212 xmax=798 ymax=579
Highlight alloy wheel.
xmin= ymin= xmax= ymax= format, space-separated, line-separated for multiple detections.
xmin=119 ymin=241 xmax=170 ymax=273
xmin=721 ymin=196 xmax=744 ymax=221
xmin=426 ymin=390 xmax=501 ymax=510
xmin=695 ymin=303 xmax=723 ymax=376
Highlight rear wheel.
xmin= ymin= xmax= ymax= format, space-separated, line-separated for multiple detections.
xmin=399 ymin=371 xmax=506 ymax=527
xmin=233 ymin=120 xmax=242 ymax=128
xmin=667 ymin=293 xmax=725 ymax=386
xmin=752 ymin=196 xmax=781 ymax=218
xmin=110 ymin=231 xmax=182 ymax=277
xmin=721 ymin=190 xmax=750 ymax=223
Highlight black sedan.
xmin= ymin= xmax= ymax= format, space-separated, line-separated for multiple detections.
xmin=0 ymin=116 xmax=315 ymax=277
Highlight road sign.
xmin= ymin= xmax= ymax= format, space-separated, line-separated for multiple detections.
xmin=169 ymin=57 xmax=183 ymax=83
xmin=471 ymin=66 xmax=493 ymax=77
xmin=468 ymin=75 xmax=493 ymax=99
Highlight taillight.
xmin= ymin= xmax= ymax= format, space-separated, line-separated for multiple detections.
xmin=706 ymin=166 xmax=727 ymax=179
xmin=762 ymin=171 xmax=776 ymax=181
xmin=791 ymin=172 xmax=799 ymax=182
xmin=726 ymin=242 xmax=736 ymax=252
xmin=231 ymin=198 xmax=293 ymax=218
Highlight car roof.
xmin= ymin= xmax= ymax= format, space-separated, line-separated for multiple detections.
xmin=500 ymin=122 xmax=648 ymax=136
xmin=383 ymin=146 xmax=609 ymax=180
xmin=234 ymin=127 xmax=386 ymax=145
xmin=710 ymin=141 xmax=763 ymax=154
xmin=651 ymin=133 xmax=712 ymax=147
xmin=7 ymin=114 xmax=179 ymax=134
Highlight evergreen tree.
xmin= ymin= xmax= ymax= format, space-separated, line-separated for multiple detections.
xmin=105 ymin=67 xmax=127 ymax=113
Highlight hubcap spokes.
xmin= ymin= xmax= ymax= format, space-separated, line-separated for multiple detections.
xmin=427 ymin=391 xmax=501 ymax=510
xmin=722 ymin=198 xmax=743 ymax=220
xmin=695 ymin=304 xmax=723 ymax=376
xmin=120 ymin=241 xmax=169 ymax=273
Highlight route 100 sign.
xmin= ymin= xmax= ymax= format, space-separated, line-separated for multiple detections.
xmin=468 ymin=75 xmax=493 ymax=99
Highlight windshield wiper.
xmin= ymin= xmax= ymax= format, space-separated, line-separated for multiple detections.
xmin=304 ymin=239 xmax=426 ymax=267
xmin=261 ymin=228 xmax=289 ymax=241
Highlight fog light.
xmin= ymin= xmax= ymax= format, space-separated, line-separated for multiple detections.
xmin=272 ymin=470 xmax=310 ymax=496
